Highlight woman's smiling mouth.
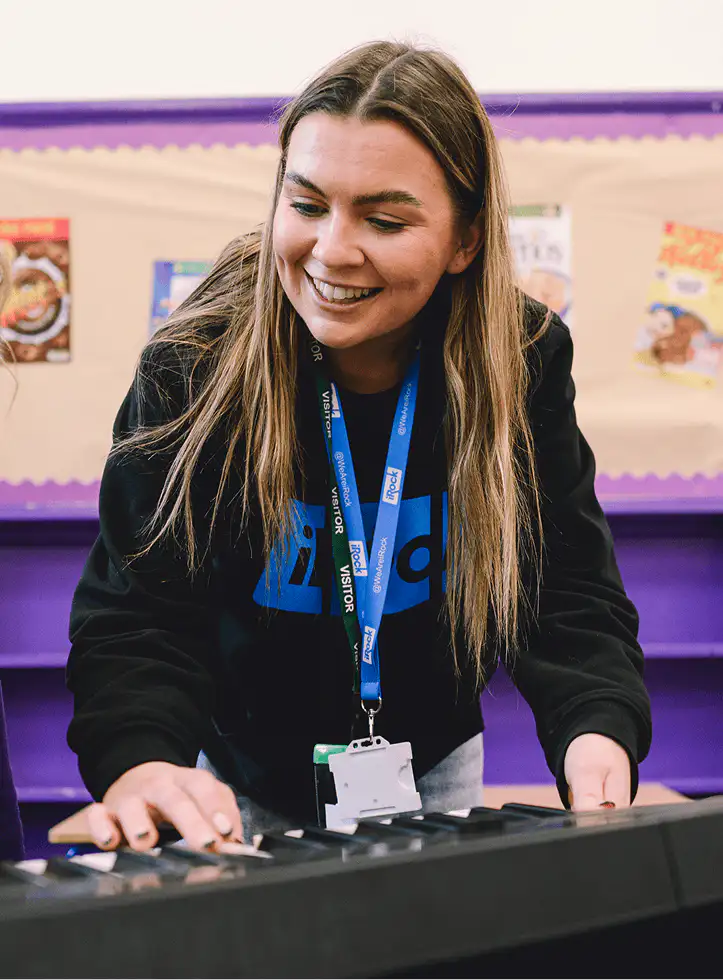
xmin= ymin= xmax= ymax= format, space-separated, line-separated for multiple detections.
xmin=306 ymin=272 xmax=383 ymax=305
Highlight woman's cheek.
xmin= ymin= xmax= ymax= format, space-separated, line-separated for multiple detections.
xmin=273 ymin=209 xmax=305 ymax=264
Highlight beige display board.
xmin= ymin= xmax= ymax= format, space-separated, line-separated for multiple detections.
xmin=1 ymin=135 xmax=722 ymax=484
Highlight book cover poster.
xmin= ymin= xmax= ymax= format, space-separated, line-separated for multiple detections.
xmin=150 ymin=261 xmax=211 ymax=334
xmin=0 ymin=218 xmax=71 ymax=363
xmin=509 ymin=205 xmax=573 ymax=329
xmin=634 ymin=221 xmax=723 ymax=388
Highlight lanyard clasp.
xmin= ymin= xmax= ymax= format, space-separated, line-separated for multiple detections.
xmin=362 ymin=698 xmax=382 ymax=741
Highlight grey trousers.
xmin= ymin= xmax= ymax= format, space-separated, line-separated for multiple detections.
xmin=199 ymin=733 xmax=484 ymax=843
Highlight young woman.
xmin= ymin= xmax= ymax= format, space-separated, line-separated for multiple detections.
xmin=0 ymin=251 xmax=24 ymax=861
xmin=67 ymin=41 xmax=651 ymax=851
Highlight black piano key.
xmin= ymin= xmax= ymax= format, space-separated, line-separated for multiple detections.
xmin=43 ymin=857 xmax=125 ymax=898
xmin=111 ymin=849 xmax=187 ymax=878
xmin=355 ymin=819 xmax=427 ymax=840
xmin=0 ymin=863 xmax=54 ymax=888
xmin=419 ymin=811 xmax=510 ymax=835
xmin=300 ymin=826 xmax=368 ymax=851
xmin=160 ymin=845 xmax=228 ymax=866
xmin=257 ymin=833 xmax=334 ymax=861
xmin=165 ymin=844 xmax=273 ymax=869
xmin=390 ymin=816 xmax=453 ymax=836
xmin=45 ymin=857 xmax=112 ymax=880
xmin=469 ymin=806 xmax=529 ymax=822
xmin=501 ymin=802 xmax=568 ymax=820
xmin=0 ymin=863 xmax=43 ymax=891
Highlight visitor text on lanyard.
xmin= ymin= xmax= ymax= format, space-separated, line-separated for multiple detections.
xmin=310 ymin=340 xmax=420 ymax=734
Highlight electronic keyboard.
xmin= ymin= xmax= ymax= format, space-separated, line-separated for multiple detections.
xmin=1 ymin=798 xmax=722 ymax=978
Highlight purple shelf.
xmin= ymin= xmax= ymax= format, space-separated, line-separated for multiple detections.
xmin=16 ymin=787 xmax=91 ymax=804
xmin=0 ymin=652 xmax=68 ymax=668
xmin=643 ymin=643 xmax=723 ymax=659
xmin=0 ymin=506 xmax=99 ymax=522
xmin=665 ymin=778 xmax=723 ymax=797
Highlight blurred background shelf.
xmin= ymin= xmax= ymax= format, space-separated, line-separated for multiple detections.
xmin=1 ymin=498 xmax=721 ymax=856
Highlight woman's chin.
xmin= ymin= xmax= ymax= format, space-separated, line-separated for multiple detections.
xmin=304 ymin=317 xmax=374 ymax=350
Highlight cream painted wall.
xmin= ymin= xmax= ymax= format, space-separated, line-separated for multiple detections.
xmin=4 ymin=0 xmax=723 ymax=102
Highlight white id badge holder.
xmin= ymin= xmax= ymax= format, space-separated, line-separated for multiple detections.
xmin=325 ymin=736 xmax=422 ymax=830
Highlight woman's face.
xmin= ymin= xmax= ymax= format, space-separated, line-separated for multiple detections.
xmin=273 ymin=113 xmax=479 ymax=351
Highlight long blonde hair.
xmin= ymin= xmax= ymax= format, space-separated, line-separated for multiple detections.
xmin=120 ymin=41 xmax=547 ymax=679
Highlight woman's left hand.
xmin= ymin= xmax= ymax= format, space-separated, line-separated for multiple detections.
xmin=564 ymin=733 xmax=631 ymax=811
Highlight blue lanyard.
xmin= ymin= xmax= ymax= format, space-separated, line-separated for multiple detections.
xmin=312 ymin=344 xmax=420 ymax=705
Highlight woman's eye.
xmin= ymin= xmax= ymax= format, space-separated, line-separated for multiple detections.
xmin=368 ymin=218 xmax=406 ymax=233
xmin=290 ymin=202 xmax=325 ymax=217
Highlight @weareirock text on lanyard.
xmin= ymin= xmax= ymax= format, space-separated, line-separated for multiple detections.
xmin=309 ymin=337 xmax=421 ymax=736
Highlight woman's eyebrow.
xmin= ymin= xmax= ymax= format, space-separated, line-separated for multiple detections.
xmin=284 ymin=171 xmax=423 ymax=208
xmin=352 ymin=190 xmax=423 ymax=208
xmin=284 ymin=171 xmax=325 ymax=196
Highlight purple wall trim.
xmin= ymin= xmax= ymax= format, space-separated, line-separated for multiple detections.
xmin=0 ymin=120 xmax=279 ymax=152
xmin=2 ymin=475 xmax=723 ymax=519
xmin=0 ymin=97 xmax=290 ymax=127
xmin=3 ymin=91 xmax=722 ymax=125
xmin=0 ymin=481 xmax=99 ymax=520
xmin=1 ymin=92 xmax=722 ymax=151
xmin=595 ymin=474 xmax=723 ymax=513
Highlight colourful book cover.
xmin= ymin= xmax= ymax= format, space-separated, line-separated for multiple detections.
xmin=509 ymin=204 xmax=573 ymax=329
xmin=0 ymin=218 xmax=71 ymax=363
xmin=150 ymin=260 xmax=211 ymax=334
xmin=634 ymin=221 xmax=723 ymax=388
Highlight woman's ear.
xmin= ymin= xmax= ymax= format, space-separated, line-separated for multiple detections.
xmin=446 ymin=214 xmax=484 ymax=275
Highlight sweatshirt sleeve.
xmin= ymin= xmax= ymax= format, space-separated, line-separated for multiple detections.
xmin=508 ymin=315 xmax=652 ymax=805
xmin=66 ymin=353 xmax=218 ymax=801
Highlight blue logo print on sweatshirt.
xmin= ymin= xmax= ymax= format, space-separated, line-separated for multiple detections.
xmin=253 ymin=494 xmax=447 ymax=614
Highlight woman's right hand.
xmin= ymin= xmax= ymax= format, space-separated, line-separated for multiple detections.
xmin=85 ymin=762 xmax=243 ymax=852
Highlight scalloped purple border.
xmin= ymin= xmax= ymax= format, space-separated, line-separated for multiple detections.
xmin=1 ymin=92 xmax=722 ymax=150
xmin=1 ymin=475 xmax=723 ymax=519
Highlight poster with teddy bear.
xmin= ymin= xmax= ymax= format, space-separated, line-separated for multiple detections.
xmin=0 ymin=218 xmax=71 ymax=363
xmin=634 ymin=221 xmax=723 ymax=388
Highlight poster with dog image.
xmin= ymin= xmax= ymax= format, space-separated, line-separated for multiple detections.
xmin=634 ymin=221 xmax=723 ymax=388
xmin=0 ymin=218 xmax=71 ymax=363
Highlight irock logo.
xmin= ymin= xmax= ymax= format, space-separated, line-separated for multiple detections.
xmin=362 ymin=626 xmax=376 ymax=664
xmin=253 ymin=493 xmax=448 ymax=615
xmin=349 ymin=540 xmax=368 ymax=576
xmin=382 ymin=467 xmax=403 ymax=505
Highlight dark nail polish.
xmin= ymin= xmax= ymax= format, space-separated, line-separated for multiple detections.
xmin=102 ymin=837 xmax=113 ymax=846
xmin=202 ymin=839 xmax=216 ymax=850
xmin=136 ymin=830 xmax=151 ymax=840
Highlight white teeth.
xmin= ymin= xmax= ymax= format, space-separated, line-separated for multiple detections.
xmin=311 ymin=277 xmax=376 ymax=303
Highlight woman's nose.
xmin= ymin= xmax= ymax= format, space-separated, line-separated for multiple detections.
xmin=311 ymin=215 xmax=364 ymax=268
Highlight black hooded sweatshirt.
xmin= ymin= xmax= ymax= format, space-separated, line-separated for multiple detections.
xmin=66 ymin=300 xmax=652 ymax=822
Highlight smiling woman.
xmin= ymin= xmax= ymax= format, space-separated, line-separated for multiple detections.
xmin=274 ymin=115 xmax=478 ymax=392
xmin=65 ymin=41 xmax=651 ymax=851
